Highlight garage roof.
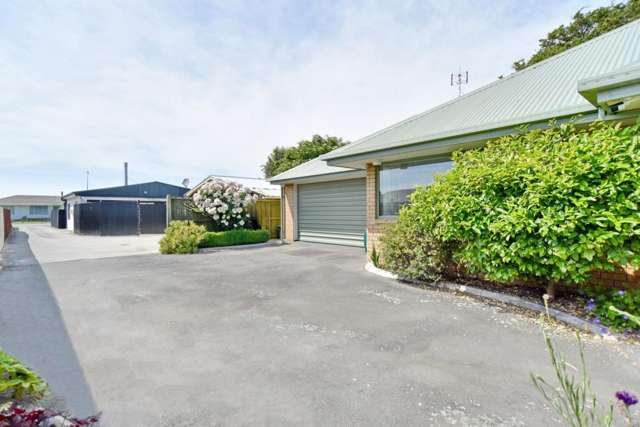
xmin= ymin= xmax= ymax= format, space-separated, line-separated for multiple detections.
xmin=63 ymin=181 xmax=189 ymax=199
xmin=270 ymin=19 xmax=640 ymax=183
xmin=325 ymin=19 xmax=640 ymax=164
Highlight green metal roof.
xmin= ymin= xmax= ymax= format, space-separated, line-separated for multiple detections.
xmin=268 ymin=154 xmax=363 ymax=184
xmin=326 ymin=19 xmax=640 ymax=164
xmin=270 ymin=19 xmax=640 ymax=183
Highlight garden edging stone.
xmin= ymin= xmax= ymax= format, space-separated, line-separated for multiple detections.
xmin=199 ymin=239 xmax=284 ymax=253
xmin=365 ymin=262 xmax=616 ymax=339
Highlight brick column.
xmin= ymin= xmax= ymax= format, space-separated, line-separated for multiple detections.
xmin=283 ymin=184 xmax=295 ymax=241
xmin=366 ymin=164 xmax=394 ymax=255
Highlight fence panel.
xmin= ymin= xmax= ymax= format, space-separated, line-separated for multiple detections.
xmin=99 ymin=201 xmax=140 ymax=235
xmin=50 ymin=208 xmax=67 ymax=229
xmin=75 ymin=203 xmax=101 ymax=235
xmin=256 ymin=198 xmax=281 ymax=238
xmin=139 ymin=202 xmax=167 ymax=234
xmin=2 ymin=208 xmax=10 ymax=242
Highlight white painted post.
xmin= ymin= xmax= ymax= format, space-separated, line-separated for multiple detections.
xmin=166 ymin=195 xmax=172 ymax=227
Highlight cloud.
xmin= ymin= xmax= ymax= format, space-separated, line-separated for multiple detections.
xmin=0 ymin=0 xmax=612 ymax=195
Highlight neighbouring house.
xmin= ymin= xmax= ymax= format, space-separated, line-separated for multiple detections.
xmin=0 ymin=195 xmax=62 ymax=221
xmin=269 ymin=20 xmax=640 ymax=249
xmin=63 ymin=181 xmax=189 ymax=235
xmin=186 ymin=175 xmax=280 ymax=199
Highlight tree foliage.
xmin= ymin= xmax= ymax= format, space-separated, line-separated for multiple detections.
xmin=384 ymin=121 xmax=640 ymax=286
xmin=262 ymin=135 xmax=346 ymax=178
xmin=513 ymin=0 xmax=640 ymax=71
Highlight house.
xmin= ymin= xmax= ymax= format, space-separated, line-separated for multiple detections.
xmin=63 ymin=181 xmax=189 ymax=235
xmin=270 ymin=20 xmax=640 ymax=249
xmin=0 ymin=195 xmax=62 ymax=221
xmin=186 ymin=175 xmax=280 ymax=199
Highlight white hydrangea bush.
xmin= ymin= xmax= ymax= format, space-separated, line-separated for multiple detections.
xmin=191 ymin=178 xmax=258 ymax=230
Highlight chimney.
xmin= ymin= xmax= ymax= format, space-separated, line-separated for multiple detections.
xmin=124 ymin=162 xmax=128 ymax=186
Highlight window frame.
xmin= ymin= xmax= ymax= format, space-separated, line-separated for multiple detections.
xmin=376 ymin=156 xmax=452 ymax=219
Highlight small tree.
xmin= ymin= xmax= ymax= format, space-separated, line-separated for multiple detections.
xmin=262 ymin=135 xmax=346 ymax=178
xmin=513 ymin=0 xmax=640 ymax=70
xmin=191 ymin=178 xmax=257 ymax=230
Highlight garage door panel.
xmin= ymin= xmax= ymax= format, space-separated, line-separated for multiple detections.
xmin=297 ymin=178 xmax=366 ymax=247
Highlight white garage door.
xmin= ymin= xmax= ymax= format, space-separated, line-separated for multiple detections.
xmin=297 ymin=178 xmax=366 ymax=247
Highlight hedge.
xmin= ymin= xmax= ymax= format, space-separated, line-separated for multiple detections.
xmin=382 ymin=121 xmax=640 ymax=291
xmin=199 ymin=228 xmax=270 ymax=248
xmin=159 ymin=221 xmax=206 ymax=254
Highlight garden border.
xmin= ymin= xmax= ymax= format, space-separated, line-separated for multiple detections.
xmin=199 ymin=239 xmax=285 ymax=253
xmin=365 ymin=262 xmax=615 ymax=338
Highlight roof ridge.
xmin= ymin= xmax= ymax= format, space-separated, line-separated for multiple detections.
xmin=328 ymin=18 xmax=640 ymax=158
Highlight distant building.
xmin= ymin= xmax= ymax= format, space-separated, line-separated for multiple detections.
xmin=63 ymin=181 xmax=188 ymax=233
xmin=0 ymin=195 xmax=62 ymax=221
xmin=186 ymin=175 xmax=281 ymax=199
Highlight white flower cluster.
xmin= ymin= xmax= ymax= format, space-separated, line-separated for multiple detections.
xmin=192 ymin=178 xmax=257 ymax=229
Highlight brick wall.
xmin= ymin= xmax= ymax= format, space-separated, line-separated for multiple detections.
xmin=366 ymin=164 xmax=395 ymax=255
xmin=283 ymin=184 xmax=295 ymax=241
xmin=591 ymin=266 xmax=640 ymax=289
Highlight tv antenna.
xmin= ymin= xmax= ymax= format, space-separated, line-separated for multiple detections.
xmin=451 ymin=69 xmax=469 ymax=97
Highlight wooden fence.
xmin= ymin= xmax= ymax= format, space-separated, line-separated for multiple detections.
xmin=1 ymin=208 xmax=11 ymax=244
xmin=255 ymin=198 xmax=281 ymax=238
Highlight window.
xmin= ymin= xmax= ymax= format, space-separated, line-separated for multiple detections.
xmin=378 ymin=159 xmax=453 ymax=216
xmin=29 ymin=205 xmax=48 ymax=216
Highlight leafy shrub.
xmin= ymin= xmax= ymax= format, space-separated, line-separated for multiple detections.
xmin=199 ymin=229 xmax=269 ymax=248
xmin=385 ymin=121 xmax=640 ymax=287
xmin=381 ymin=213 xmax=447 ymax=282
xmin=0 ymin=349 xmax=47 ymax=404
xmin=159 ymin=221 xmax=206 ymax=254
xmin=585 ymin=288 xmax=640 ymax=331
xmin=191 ymin=178 xmax=257 ymax=231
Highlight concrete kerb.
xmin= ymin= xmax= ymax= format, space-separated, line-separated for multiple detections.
xmin=198 ymin=239 xmax=285 ymax=253
xmin=365 ymin=262 xmax=613 ymax=338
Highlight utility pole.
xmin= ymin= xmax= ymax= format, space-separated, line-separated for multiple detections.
xmin=85 ymin=171 xmax=90 ymax=190
xmin=450 ymin=69 xmax=469 ymax=97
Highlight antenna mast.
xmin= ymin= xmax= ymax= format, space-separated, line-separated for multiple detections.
xmin=450 ymin=69 xmax=469 ymax=97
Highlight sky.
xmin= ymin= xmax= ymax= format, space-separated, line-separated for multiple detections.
xmin=0 ymin=0 xmax=613 ymax=196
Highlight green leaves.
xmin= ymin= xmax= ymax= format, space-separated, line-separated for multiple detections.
xmin=159 ymin=221 xmax=207 ymax=254
xmin=0 ymin=348 xmax=48 ymax=404
xmin=262 ymin=135 xmax=346 ymax=178
xmin=385 ymin=121 xmax=640 ymax=287
xmin=514 ymin=1 xmax=640 ymax=70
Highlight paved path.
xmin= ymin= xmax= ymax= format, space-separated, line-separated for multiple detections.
xmin=0 ymin=230 xmax=97 ymax=416
xmin=15 ymin=223 xmax=161 ymax=264
xmin=1 ymin=226 xmax=640 ymax=425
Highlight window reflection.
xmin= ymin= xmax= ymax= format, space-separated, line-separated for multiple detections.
xmin=378 ymin=159 xmax=452 ymax=216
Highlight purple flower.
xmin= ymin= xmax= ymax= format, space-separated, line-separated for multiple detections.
xmin=618 ymin=290 xmax=626 ymax=297
xmin=585 ymin=299 xmax=596 ymax=312
xmin=616 ymin=391 xmax=638 ymax=406
xmin=593 ymin=317 xmax=601 ymax=325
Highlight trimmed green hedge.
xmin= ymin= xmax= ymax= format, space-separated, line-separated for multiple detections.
xmin=383 ymin=121 xmax=640 ymax=287
xmin=199 ymin=229 xmax=270 ymax=248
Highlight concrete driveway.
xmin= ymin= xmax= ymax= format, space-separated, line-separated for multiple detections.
xmin=13 ymin=223 xmax=161 ymax=264
xmin=1 ymin=225 xmax=639 ymax=426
